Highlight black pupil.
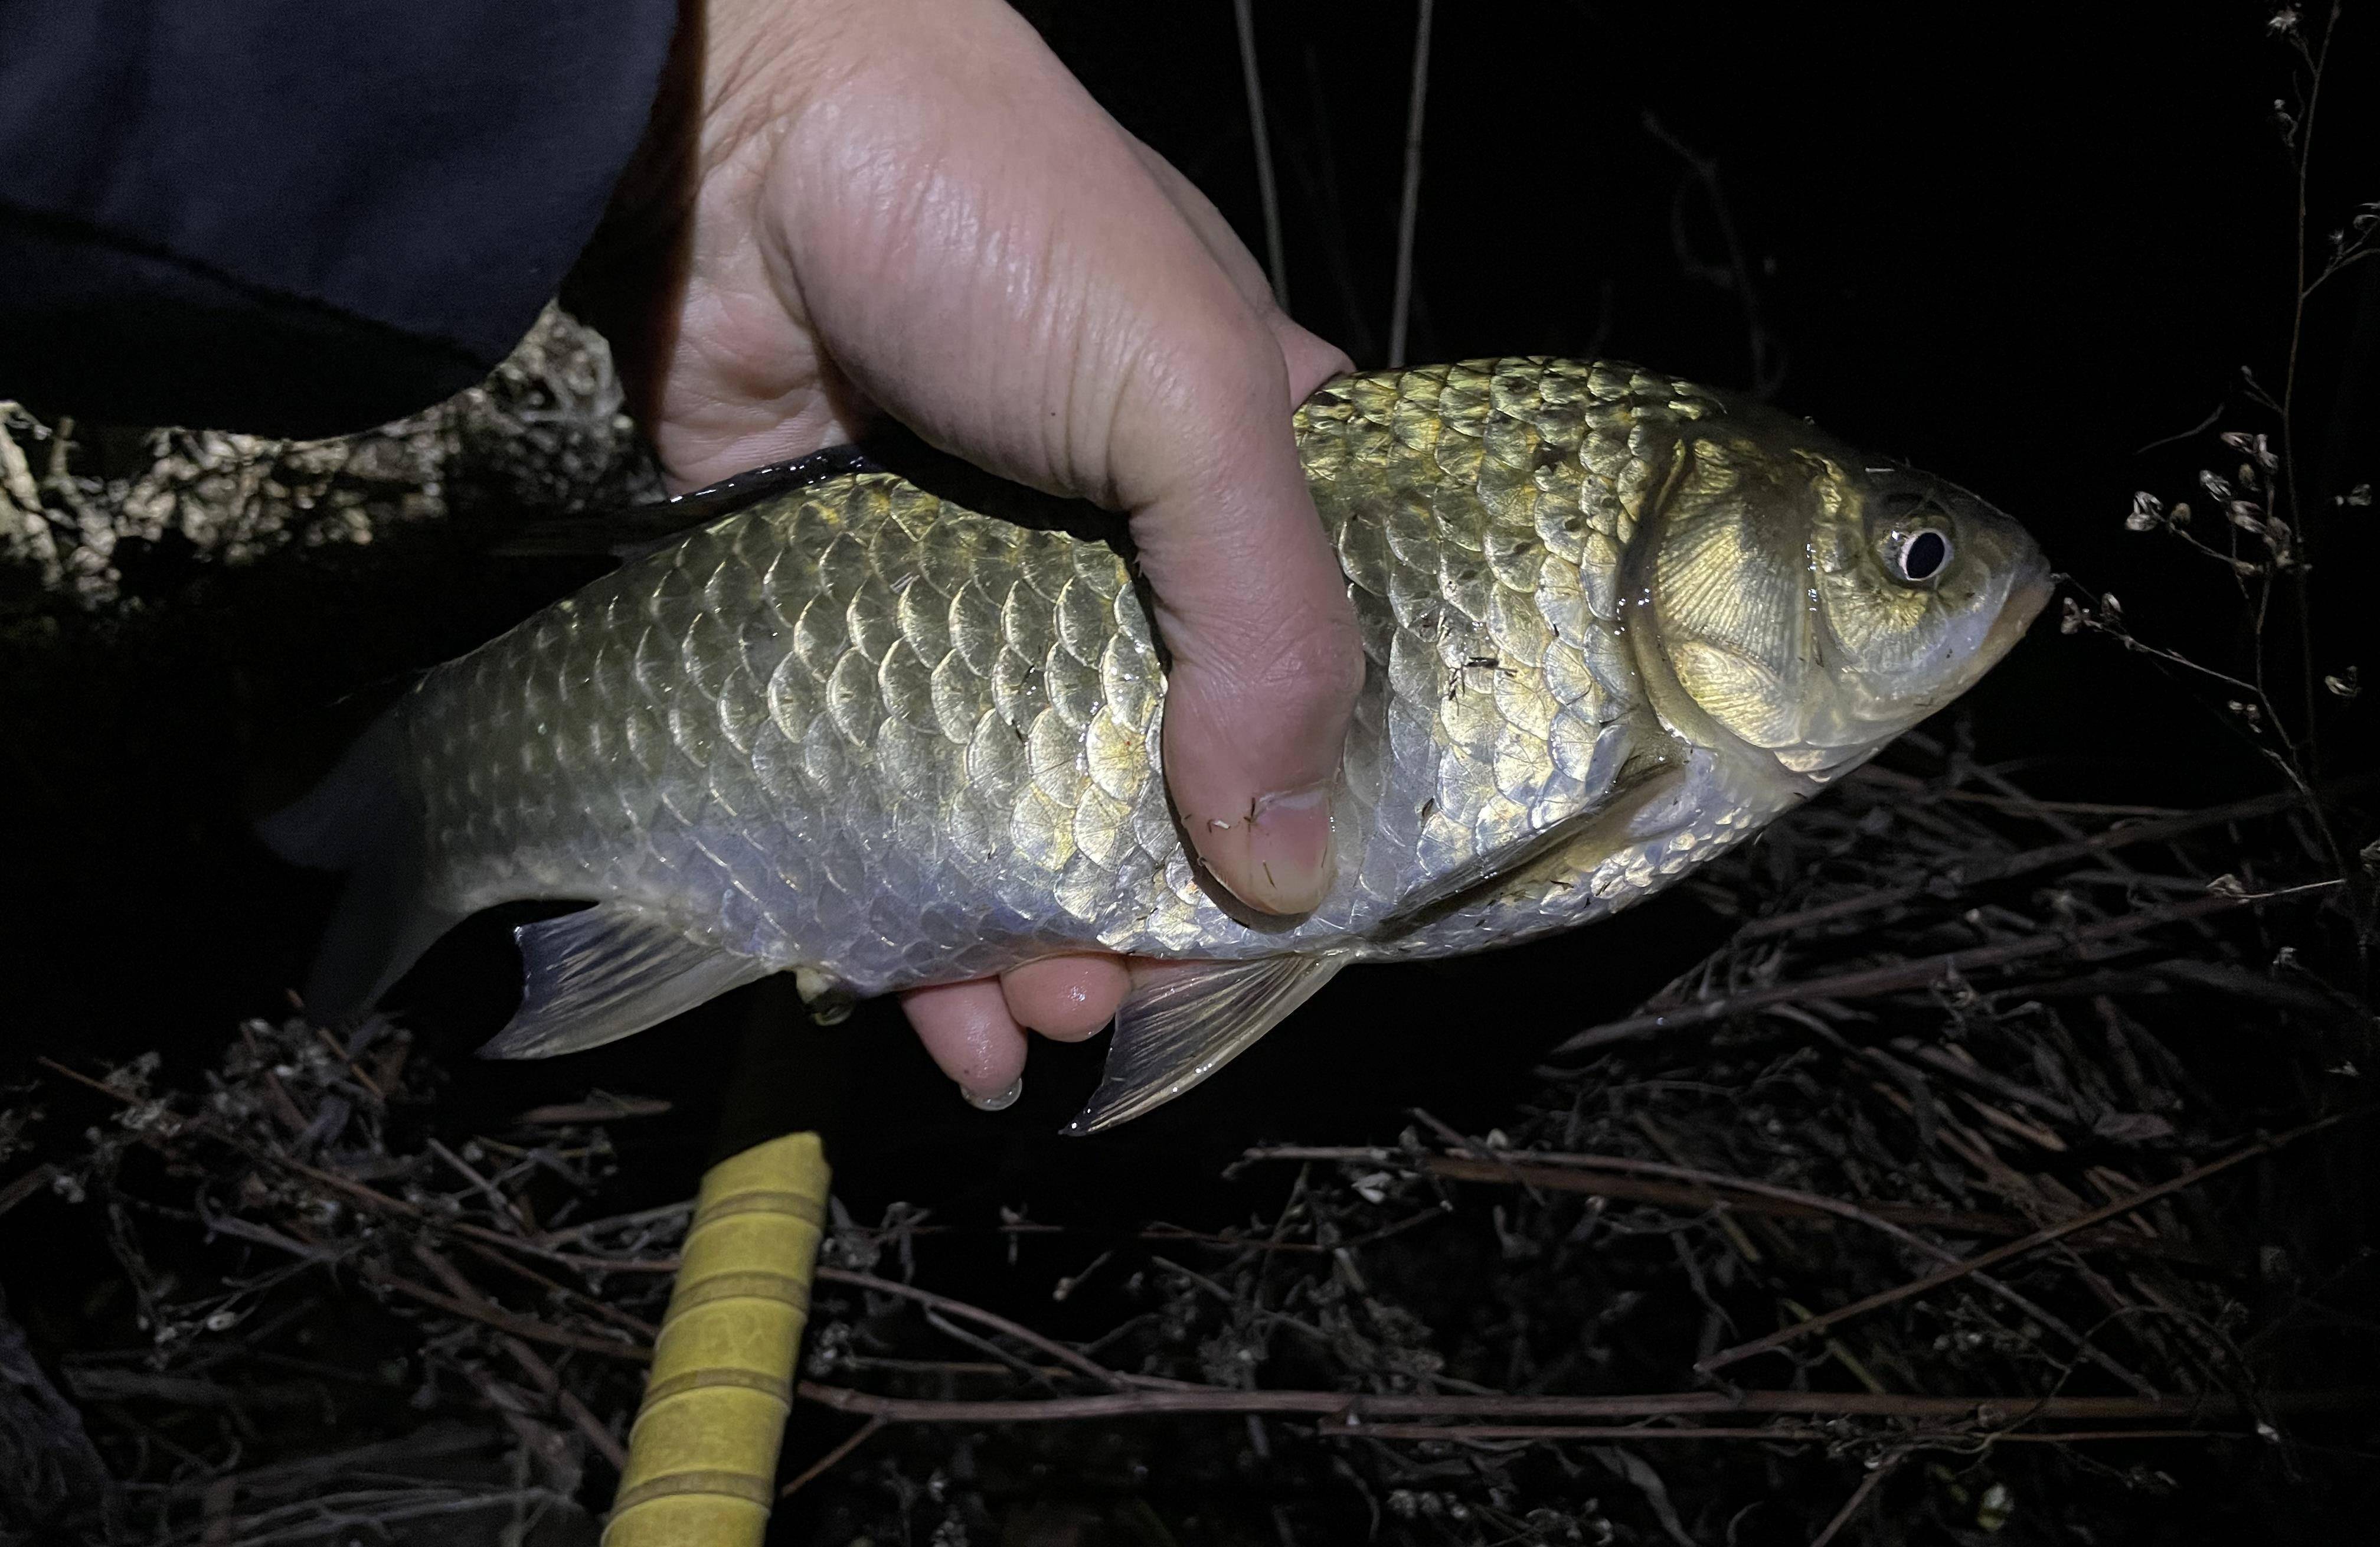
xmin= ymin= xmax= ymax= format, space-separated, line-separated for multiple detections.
xmin=1900 ymin=530 xmax=1949 ymax=580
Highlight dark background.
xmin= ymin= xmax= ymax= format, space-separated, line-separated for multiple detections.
xmin=4 ymin=0 xmax=2373 ymax=1350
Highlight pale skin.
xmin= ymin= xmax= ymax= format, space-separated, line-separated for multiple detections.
xmin=578 ymin=0 xmax=1361 ymax=1105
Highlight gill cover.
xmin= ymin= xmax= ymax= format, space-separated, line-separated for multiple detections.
xmin=1644 ymin=429 xmax=2049 ymax=773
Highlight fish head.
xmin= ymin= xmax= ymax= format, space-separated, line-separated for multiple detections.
xmin=1633 ymin=415 xmax=2052 ymax=782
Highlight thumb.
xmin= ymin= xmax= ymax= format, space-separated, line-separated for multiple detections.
xmin=1119 ymin=324 xmax=1364 ymax=915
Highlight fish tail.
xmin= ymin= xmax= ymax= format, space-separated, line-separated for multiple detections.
xmin=257 ymin=710 xmax=463 ymax=1023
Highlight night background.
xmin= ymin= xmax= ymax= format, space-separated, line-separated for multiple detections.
xmin=2 ymin=4 xmax=2374 ymax=1544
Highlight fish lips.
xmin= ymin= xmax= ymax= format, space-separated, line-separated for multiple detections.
xmin=1988 ymin=556 xmax=2057 ymax=657
xmin=1898 ymin=540 xmax=2055 ymax=720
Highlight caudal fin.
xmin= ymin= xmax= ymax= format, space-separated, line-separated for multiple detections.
xmin=258 ymin=712 xmax=463 ymax=1024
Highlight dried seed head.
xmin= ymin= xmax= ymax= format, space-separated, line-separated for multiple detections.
xmin=2219 ymin=430 xmax=2279 ymax=472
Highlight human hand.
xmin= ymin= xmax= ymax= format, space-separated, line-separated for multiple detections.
xmin=577 ymin=0 xmax=1361 ymax=1106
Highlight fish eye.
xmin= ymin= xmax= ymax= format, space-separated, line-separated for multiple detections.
xmin=1891 ymin=528 xmax=1951 ymax=584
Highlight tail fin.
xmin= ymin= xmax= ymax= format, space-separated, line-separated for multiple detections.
xmin=258 ymin=711 xmax=464 ymax=1024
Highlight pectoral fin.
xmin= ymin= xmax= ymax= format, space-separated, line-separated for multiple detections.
xmin=1063 ymin=955 xmax=1346 ymax=1135
xmin=1378 ymin=752 xmax=1695 ymax=938
xmin=1375 ymin=802 xmax=1617 ymax=937
xmin=477 ymin=903 xmax=773 ymax=1059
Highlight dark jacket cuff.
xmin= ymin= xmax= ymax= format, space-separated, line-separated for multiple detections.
xmin=0 ymin=1 xmax=679 ymax=436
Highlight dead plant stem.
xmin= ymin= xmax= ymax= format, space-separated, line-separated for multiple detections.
xmin=1551 ymin=892 xmax=2263 ymax=1056
xmin=795 ymin=1381 xmax=2375 ymax=1427
xmin=1697 ymin=1111 xmax=2362 ymax=1375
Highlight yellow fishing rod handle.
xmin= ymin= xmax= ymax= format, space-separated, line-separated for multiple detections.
xmin=604 ymin=1130 xmax=830 ymax=1547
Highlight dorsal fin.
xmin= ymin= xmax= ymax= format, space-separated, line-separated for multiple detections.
xmin=476 ymin=903 xmax=773 ymax=1059
xmin=492 ymin=446 xmax=883 ymax=560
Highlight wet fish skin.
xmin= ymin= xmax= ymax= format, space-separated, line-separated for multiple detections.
xmin=272 ymin=358 xmax=2049 ymax=1128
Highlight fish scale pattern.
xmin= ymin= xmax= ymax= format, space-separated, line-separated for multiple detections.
xmin=408 ymin=360 xmax=1733 ymax=996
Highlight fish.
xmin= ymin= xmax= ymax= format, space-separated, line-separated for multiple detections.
xmin=264 ymin=358 xmax=2051 ymax=1133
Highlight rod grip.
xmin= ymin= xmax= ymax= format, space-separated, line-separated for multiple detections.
xmin=603 ymin=1130 xmax=830 ymax=1547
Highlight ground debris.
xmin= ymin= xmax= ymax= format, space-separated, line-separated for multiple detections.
xmin=5 ymin=1014 xmax=654 ymax=1546
xmin=2 ymin=740 xmax=2371 ymax=1545
xmin=0 ymin=306 xmax=654 ymax=612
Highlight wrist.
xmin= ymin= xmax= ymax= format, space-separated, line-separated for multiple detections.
xmin=566 ymin=1 xmax=833 ymax=369
xmin=594 ymin=0 xmax=821 ymax=250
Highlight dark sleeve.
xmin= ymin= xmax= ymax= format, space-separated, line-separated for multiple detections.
xmin=0 ymin=1 xmax=679 ymax=437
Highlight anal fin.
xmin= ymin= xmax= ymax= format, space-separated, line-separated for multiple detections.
xmin=1063 ymin=955 xmax=1345 ymax=1136
xmin=477 ymin=903 xmax=773 ymax=1060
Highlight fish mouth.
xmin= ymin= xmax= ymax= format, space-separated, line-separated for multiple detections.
xmin=1895 ymin=547 xmax=2055 ymax=723
xmin=1983 ymin=554 xmax=2057 ymax=665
